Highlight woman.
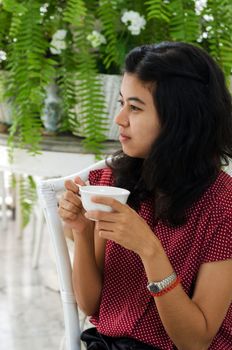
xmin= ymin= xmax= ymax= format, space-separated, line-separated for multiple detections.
xmin=58 ymin=42 xmax=232 ymax=350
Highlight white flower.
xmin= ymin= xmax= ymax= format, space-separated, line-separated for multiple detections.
xmin=197 ymin=31 xmax=208 ymax=42
xmin=87 ymin=30 xmax=106 ymax=48
xmin=128 ymin=23 xmax=142 ymax=35
xmin=40 ymin=3 xmax=49 ymax=14
xmin=0 ymin=50 xmax=7 ymax=62
xmin=203 ymin=14 xmax=214 ymax=22
xmin=50 ymin=40 xmax=66 ymax=54
xmin=121 ymin=10 xmax=146 ymax=36
xmin=52 ymin=29 xmax=67 ymax=41
xmin=50 ymin=29 xmax=67 ymax=55
xmin=195 ymin=0 xmax=207 ymax=15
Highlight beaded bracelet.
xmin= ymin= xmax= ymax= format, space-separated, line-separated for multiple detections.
xmin=151 ymin=277 xmax=181 ymax=297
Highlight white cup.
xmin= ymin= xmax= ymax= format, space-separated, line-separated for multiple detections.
xmin=79 ymin=185 xmax=130 ymax=214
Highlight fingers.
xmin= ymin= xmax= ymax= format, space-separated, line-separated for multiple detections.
xmin=96 ymin=220 xmax=115 ymax=232
xmin=59 ymin=199 xmax=81 ymax=214
xmin=58 ymin=206 xmax=78 ymax=221
xmin=85 ymin=210 xmax=121 ymax=222
xmin=59 ymin=177 xmax=86 ymax=224
xmin=74 ymin=176 xmax=86 ymax=186
xmin=64 ymin=179 xmax=79 ymax=193
xmin=62 ymin=190 xmax=82 ymax=207
xmin=91 ymin=196 xmax=130 ymax=213
xmin=58 ymin=190 xmax=83 ymax=223
xmin=64 ymin=177 xmax=86 ymax=198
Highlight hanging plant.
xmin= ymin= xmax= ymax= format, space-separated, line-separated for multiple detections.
xmin=3 ymin=0 xmax=57 ymax=155
xmin=62 ymin=0 xmax=108 ymax=155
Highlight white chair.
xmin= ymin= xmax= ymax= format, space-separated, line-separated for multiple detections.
xmin=37 ymin=159 xmax=109 ymax=350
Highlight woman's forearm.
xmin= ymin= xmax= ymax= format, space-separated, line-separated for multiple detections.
xmin=72 ymin=229 xmax=103 ymax=316
xmin=154 ymin=283 xmax=210 ymax=350
xmin=141 ymin=245 xmax=211 ymax=350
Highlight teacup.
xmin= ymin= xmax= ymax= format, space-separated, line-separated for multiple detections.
xmin=79 ymin=185 xmax=130 ymax=214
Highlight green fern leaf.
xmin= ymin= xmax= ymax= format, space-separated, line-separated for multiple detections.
xmin=202 ymin=0 xmax=232 ymax=79
xmin=97 ymin=2 xmax=122 ymax=70
xmin=63 ymin=0 xmax=87 ymax=24
xmin=19 ymin=175 xmax=37 ymax=228
xmin=169 ymin=0 xmax=200 ymax=43
xmin=145 ymin=0 xmax=170 ymax=22
xmin=4 ymin=1 xmax=56 ymax=154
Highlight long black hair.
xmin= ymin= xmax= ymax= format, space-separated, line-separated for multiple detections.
xmin=107 ymin=42 xmax=232 ymax=226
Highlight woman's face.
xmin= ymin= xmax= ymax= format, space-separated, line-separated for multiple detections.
xmin=115 ymin=73 xmax=161 ymax=158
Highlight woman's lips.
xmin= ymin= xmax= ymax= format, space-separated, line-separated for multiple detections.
xmin=119 ymin=134 xmax=131 ymax=142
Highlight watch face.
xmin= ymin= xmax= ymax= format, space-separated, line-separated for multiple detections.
xmin=148 ymin=283 xmax=160 ymax=293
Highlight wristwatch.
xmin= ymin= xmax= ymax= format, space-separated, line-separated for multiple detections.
xmin=147 ymin=272 xmax=177 ymax=294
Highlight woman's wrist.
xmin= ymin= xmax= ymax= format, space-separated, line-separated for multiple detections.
xmin=140 ymin=236 xmax=174 ymax=282
xmin=138 ymin=235 xmax=163 ymax=261
xmin=72 ymin=222 xmax=95 ymax=240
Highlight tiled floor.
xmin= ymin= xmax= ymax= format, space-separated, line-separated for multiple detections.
xmin=0 ymin=216 xmax=65 ymax=350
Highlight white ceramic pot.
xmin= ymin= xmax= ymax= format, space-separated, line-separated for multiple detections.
xmin=41 ymin=83 xmax=62 ymax=132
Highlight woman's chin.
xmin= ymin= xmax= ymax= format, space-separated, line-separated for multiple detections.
xmin=122 ymin=147 xmax=144 ymax=158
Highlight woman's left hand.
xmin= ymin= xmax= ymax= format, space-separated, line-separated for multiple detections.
xmin=84 ymin=196 xmax=161 ymax=259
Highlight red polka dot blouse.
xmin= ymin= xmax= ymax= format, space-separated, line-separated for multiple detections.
xmin=88 ymin=168 xmax=232 ymax=350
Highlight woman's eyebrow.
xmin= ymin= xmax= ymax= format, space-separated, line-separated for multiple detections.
xmin=119 ymin=92 xmax=146 ymax=105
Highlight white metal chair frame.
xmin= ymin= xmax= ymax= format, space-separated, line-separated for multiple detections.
xmin=37 ymin=159 xmax=108 ymax=350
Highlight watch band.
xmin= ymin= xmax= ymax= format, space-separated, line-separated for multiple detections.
xmin=147 ymin=271 xmax=177 ymax=294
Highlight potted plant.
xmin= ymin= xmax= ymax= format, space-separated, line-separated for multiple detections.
xmin=0 ymin=0 xmax=232 ymax=156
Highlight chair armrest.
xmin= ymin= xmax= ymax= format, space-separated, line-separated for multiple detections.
xmin=39 ymin=158 xmax=109 ymax=192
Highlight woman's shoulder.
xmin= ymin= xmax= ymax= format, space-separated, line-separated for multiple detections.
xmin=209 ymin=170 xmax=232 ymax=214
xmin=188 ymin=170 xmax=232 ymax=225
xmin=185 ymin=171 xmax=232 ymax=264
xmin=198 ymin=171 xmax=232 ymax=264
xmin=88 ymin=167 xmax=114 ymax=186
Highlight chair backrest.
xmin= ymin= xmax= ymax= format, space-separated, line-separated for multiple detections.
xmin=37 ymin=159 xmax=109 ymax=350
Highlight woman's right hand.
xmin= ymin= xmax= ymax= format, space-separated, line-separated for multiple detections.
xmin=58 ymin=176 xmax=93 ymax=234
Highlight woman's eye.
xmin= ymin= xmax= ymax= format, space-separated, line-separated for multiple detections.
xmin=117 ymin=99 xmax=124 ymax=107
xmin=130 ymin=105 xmax=141 ymax=111
xmin=117 ymin=100 xmax=141 ymax=112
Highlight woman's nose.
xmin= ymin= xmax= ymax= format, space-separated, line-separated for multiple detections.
xmin=114 ymin=108 xmax=129 ymax=127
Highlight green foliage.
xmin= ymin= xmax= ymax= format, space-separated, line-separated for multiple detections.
xmin=57 ymin=51 xmax=77 ymax=133
xmin=10 ymin=173 xmax=37 ymax=228
xmin=145 ymin=0 xmax=170 ymax=22
xmin=74 ymin=30 xmax=108 ymax=154
xmin=169 ymin=0 xmax=200 ymax=42
xmin=97 ymin=2 xmax=122 ymax=70
xmin=201 ymin=0 xmax=232 ymax=80
xmin=62 ymin=0 xmax=108 ymax=154
xmin=63 ymin=0 xmax=87 ymax=23
xmin=19 ymin=175 xmax=37 ymax=228
xmin=0 ymin=6 xmax=12 ymax=51
xmin=145 ymin=0 xmax=232 ymax=80
xmin=3 ymin=0 xmax=56 ymax=154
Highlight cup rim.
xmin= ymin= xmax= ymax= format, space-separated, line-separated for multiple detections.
xmin=79 ymin=185 xmax=130 ymax=196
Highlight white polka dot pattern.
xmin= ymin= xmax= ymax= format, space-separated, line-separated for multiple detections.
xmin=88 ymin=168 xmax=232 ymax=350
